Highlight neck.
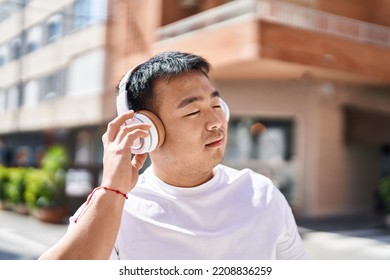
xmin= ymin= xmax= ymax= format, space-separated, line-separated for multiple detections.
xmin=151 ymin=165 xmax=215 ymax=188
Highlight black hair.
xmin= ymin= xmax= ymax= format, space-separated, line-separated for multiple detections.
xmin=119 ymin=51 xmax=211 ymax=113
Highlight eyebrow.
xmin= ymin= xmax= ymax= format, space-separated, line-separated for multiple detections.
xmin=176 ymin=91 xmax=220 ymax=109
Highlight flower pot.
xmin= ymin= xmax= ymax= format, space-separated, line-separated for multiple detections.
xmin=31 ymin=207 xmax=67 ymax=224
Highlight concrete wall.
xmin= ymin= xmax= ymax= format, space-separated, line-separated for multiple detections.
xmin=314 ymin=82 xmax=382 ymax=216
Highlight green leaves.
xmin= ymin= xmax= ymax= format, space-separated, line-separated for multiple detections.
xmin=24 ymin=168 xmax=54 ymax=208
xmin=4 ymin=168 xmax=26 ymax=204
xmin=41 ymin=145 xmax=69 ymax=173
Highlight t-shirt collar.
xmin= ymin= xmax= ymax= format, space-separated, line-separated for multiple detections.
xmin=143 ymin=165 xmax=222 ymax=198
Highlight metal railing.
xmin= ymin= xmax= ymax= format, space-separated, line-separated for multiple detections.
xmin=257 ymin=0 xmax=390 ymax=47
xmin=157 ymin=0 xmax=390 ymax=48
xmin=157 ymin=0 xmax=255 ymax=40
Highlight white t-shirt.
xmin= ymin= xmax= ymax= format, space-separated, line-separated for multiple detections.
xmin=109 ymin=165 xmax=306 ymax=260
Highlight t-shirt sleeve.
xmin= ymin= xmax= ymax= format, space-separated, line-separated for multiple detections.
xmin=109 ymin=245 xmax=119 ymax=260
xmin=275 ymin=192 xmax=308 ymax=260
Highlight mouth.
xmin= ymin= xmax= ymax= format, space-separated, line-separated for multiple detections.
xmin=205 ymin=136 xmax=224 ymax=148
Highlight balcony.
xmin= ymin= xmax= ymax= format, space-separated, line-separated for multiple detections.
xmin=154 ymin=0 xmax=390 ymax=84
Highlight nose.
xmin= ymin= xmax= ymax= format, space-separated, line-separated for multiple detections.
xmin=206 ymin=109 xmax=223 ymax=131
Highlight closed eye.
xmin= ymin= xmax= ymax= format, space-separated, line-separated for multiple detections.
xmin=185 ymin=111 xmax=200 ymax=117
xmin=213 ymin=104 xmax=223 ymax=111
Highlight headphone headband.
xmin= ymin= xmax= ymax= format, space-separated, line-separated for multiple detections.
xmin=117 ymin=62 xmax=144 ymax=115
xmin=118 ymin=62 xmax=144 ymax=96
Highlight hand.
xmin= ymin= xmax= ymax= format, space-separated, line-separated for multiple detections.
xmin=100 ymin=111 xmax=150 ymax=194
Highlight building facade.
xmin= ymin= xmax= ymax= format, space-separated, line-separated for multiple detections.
xmin=1 ymin=0 xmax=390 ymax=219
xmin=0 ymin=0 xmax=108 ymax=186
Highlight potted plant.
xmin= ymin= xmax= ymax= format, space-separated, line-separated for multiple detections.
xmin=24 ymin=168 xmax=66 ymax=223
xmin=24 ymin=145 xmax=69 ymax=223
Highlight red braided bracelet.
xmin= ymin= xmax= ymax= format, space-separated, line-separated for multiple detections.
xmin=74 ymin=186 xmax=128 ymax=223
xmin=101 ymin=186 xmax=128 ymax=199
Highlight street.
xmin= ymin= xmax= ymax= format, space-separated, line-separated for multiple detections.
xmin=0 ymin=210 xmax=67 ymax=260
xmin=0 ymin=210 xmax=390 ymax=260
xmin=300 ymin=226 xmax=390 ymax=259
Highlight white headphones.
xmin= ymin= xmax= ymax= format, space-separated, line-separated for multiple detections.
xmin=116 ymin=64 xmax=230 ymax=154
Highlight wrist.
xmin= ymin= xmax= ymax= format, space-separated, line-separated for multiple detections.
xmin=100 ymin=178 xmax=130 ymax=194
xmin=74 ymin=186 xmax=128 ymax=223
xmin=99 ymin=186 xmax=128 ymax=199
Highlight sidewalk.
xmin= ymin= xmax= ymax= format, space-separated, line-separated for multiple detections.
xmin=1 ymin=209 xmax=390 ymax=260
xmin=301 ymin=227 xmax=390 ymax=259
xmin=0 ymin=210 xmax=68 ymax=259
xmin=298 ymin=214 xmax=390 ymax=259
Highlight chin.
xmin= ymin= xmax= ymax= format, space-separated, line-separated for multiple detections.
xmin=211 ymin=150 xmax=225 ymax=166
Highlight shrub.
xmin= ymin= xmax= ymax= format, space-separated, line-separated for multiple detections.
xmin=24 ymin=145 xmax=69 ymax=209
xmin=0 ymin=165 xmax=8 ymax=201
xmin=4 ymin=168 xmax=26 ymax=205
xmin=378 ymin=176 xmax=390 ymax=214
xmin=24 ymin=168 xmax=55 ymax=208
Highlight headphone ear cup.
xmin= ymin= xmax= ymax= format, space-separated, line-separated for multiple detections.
xmin=220 ymin=98 xmax=230 ymax=122
xmin=131 ymin=110 xmax=165 ymax=154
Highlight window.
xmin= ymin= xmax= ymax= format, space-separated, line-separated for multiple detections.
xmin=72 ymin=0 xmax=107 ymax=30
xmin=73 ymin=0 xmax=90 ymax=30
xmin=46 ymin=14 xmax=63 ymax=43
xmin=10 ymin=38 xmax=22 ymax=60
xmin=90 ymin=0 xmax=107 ymax=23
xmin=66 ymin=49 xmax=105 ymax=96
xmin=6 ymin=86 xmax=20 ymax=110
xmin=0 ymin=1 xmax=16 ymax=22
xmin=23 ymin=80 xmax=40 ymax=107
xmin=0 ymin=89 xmax=6 ymax=112
xmin=0 ymin=44 xmax=9 ymax=66
xmin=26 ymin=25 xmax=43 ymax=53
xmin=226 ymin=118 xmax=293 ymax=161
xmin=225 ymin=117 xmax=295 ymax=199
xmin=42 ymin=71 xmax=63 ymax=100
xmin=75 ymin=130 xmax=94 ymax=165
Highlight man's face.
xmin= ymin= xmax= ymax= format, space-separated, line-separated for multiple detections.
xmin=150 ymin=70 xmax=228 ymax=185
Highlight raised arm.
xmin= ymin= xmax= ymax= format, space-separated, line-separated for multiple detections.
xmin=39 ymin=111 xmax=149 ymax=259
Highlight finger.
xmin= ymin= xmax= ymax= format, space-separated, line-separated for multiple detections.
xmin=106 ymin=111 xmax=135 ymax=142
xmin=118 ymin=129 xmax=150 ymax=151
xmin=131 ymin=153 xmax=148 ymax=171
xmin=115 ymin=123 xmax=151 ymax=144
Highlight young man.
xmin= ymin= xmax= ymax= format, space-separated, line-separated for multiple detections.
xmin=39 ymin=51 xmax=307 ymax=260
